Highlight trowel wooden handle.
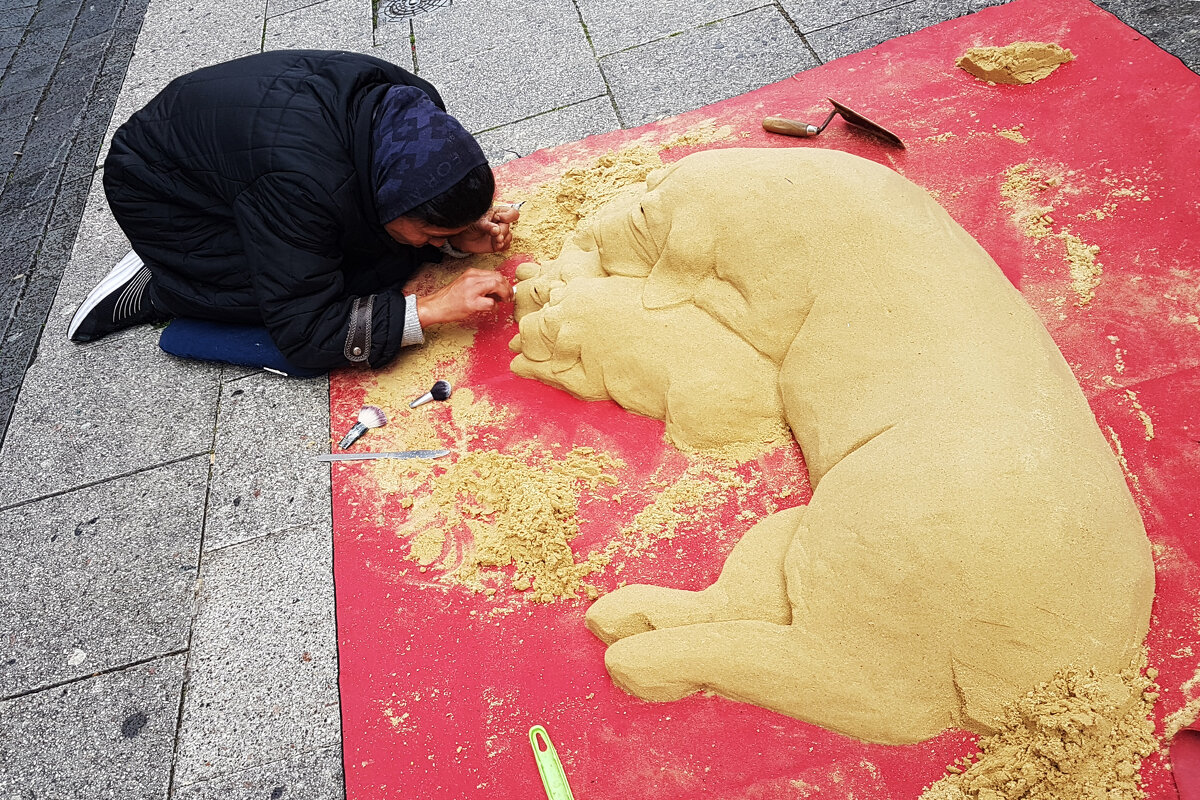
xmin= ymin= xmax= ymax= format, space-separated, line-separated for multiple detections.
xmin=763 ymin=116 xmax=820 ymax=137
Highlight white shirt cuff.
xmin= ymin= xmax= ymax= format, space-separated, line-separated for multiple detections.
xmin=439 ymin=242 xmax=471 ymax=259
xmin=401 ymin=294 xmax=424 ymax=347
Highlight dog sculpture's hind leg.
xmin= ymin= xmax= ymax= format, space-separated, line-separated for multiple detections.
xmin=586 ymin=506 xmax=801 ymax=643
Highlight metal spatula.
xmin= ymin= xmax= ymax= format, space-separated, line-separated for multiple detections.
xmin=315 ymin=449 xmax=451 ymax=462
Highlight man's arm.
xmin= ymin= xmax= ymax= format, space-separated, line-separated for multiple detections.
xmin=233 ymin=173 xmax=413 ymax=371
xmin=414 ymin=268 xmax=514 ymax=327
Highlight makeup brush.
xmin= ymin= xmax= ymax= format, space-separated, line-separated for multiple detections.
xmin=410 ymin=380 xmax=453 ymax=409
xmin=338 ymin=405 xmax=388 ymax=449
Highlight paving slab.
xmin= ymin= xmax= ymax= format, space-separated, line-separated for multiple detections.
xmin=0 ymin=457 xmax=206 ymax=697
xmin=804 ymin=0 xmax=974 ymax=61
xmin=780 ymin=0 xmax=910 ymax=33
xmin=267 ymin=0 xmax=325 ymax=19
xmin=0 ymin=177 xmax=221 ymax=506
xmin=173 ymin=521 xmax=341 ymax=786
xmin=0 ymin=84 xmax=39 ymax=120
xmin=5 ymin=176 xmax=105 ymax=343
xmin=40 ymin=36 xmax=107 ymax=119
xmin=174 ymin=744 xmax=345 ymax=800
xmin=0 ymin=112 xmax=26 ymax=159
xmin=0 ymin=27 xmax=23 ymax=49
xmin=69 ymin=0 xmax=125 ymax=46
xmin=1092 ymin=0 xmax=1200 ymax=72
xmin=3 ymin=223 xmax=101 ymax=406
xmin=0 ymin=384 xmax=17 ymax=438
xmin=601 ymin=5 xmax=814 ymax=127
xmin=0 ymin=324 xmax=220 ymax=502
xmin=475 ymin=94 xmax=620 ymax=166
xmin=0 ymin=29 xmax=67 ymax=97
xmin=0 ymin=236 xmax=38 ymax=320
xmin=264 ymin=0 xmax=373 ymax=53
xmin=0 ymin=654 xmax=184 ymax=800
xmin=574 ymin=0 xmax=767 ymax=56
xmin=48 ymin=174 xmax=94 ymax=231
xmin=409 ymin=0 xmax=605 ymax=133
xmin=76 ymin=24 xmax=139 ymax=175
xmin=0 ymin=6 xmax=35 ymax=31
xmin=371 ymin=14 xmax=416 ymax=73
xmin=26 ymin=0 xmax=78 ymax=34
xmin=6 ymin=110 xmax=74 ymax=206
xmin=204 ymin=371 xmax=331 ymax=552
xmin=0 ymin=195 xmax=53 ymax=246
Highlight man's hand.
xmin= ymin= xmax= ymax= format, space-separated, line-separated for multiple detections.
xmin=446 ymin=204 xmax=520 ymax=254
xmin=415 ymin=268 xmax=515 ymax=327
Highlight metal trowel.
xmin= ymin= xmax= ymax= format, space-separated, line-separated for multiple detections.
xmin=763 ymin=98 xmax=905 ymax=148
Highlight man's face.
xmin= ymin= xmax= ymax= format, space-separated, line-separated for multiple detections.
xmin=385 ymin=217 xmax=469 ymax=248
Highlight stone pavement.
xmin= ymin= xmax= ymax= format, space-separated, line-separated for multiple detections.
xmin=0 ymin=0 xmax=148 ymax=441
xmin=0 ymin=0 xmax=1195 ymax=797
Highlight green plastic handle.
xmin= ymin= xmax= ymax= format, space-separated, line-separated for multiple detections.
xmin=529 ymin=725 xmax=575 ymax=800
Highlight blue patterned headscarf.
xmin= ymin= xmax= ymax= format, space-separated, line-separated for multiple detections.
xmin=371 ymin=85 xmax=487 ymax=224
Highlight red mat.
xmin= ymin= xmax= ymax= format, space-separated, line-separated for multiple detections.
xmin=329 ymin=0 xmax=1200 ymax=796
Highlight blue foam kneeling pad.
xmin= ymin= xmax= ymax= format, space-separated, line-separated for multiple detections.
xmin=158 ymin=319 xmax=326 ymax=378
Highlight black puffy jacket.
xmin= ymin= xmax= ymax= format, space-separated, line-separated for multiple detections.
xmin=104 ymin=50 xmax=446 ymax=370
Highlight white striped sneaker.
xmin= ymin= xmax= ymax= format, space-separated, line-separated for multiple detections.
xmin=67 ymin=250 xmax=166 ymax=342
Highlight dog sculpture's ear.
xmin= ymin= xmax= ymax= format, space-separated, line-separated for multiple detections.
xmin=642 ymin=272 xmax=695 ymax=309
xmin=636 ymin=156 xmax=720 ymax=310
xmin=641 ymin=215 xmax=716 ymax=309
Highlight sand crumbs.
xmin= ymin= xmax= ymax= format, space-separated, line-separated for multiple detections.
xmin=1000 ymin=163 xmax=1106 ymax=306
xmin=403 ymin=445 xmax=624 ymax=602
xmin=510 ymin=123 xmax=737 ymax=263
xmin=619 ymin=460 xmax=750 ymax=559
xmin=922 ymin=655 xmax=1159 ymax=800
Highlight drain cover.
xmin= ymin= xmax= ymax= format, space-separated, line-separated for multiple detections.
xmin=380 ymin=0 xmax=452 ymax=19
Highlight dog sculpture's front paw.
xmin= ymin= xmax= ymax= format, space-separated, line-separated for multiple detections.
xmin=513 ymin=273 xmax=564 ymax=321
xmin=509 ymin=285 xmax=609 ymax=401
xmin=586 ymin=584 xmax=719 ymax=645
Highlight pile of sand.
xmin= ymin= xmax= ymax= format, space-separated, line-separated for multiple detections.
xmin=958 ymin=42 xmax=1074 ymax=85
xmin=922 ymin=657 xmax=1158 ymax=800
xmin=411 ymin=445 xmax=623 ymax=603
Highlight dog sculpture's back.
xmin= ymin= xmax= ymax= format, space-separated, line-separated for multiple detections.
xmin=510 ymin=148 xmax=1154 ymax=743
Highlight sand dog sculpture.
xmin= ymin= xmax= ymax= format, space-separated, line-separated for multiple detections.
xmin=508 ymin=148 xmax=1154 ymax=745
